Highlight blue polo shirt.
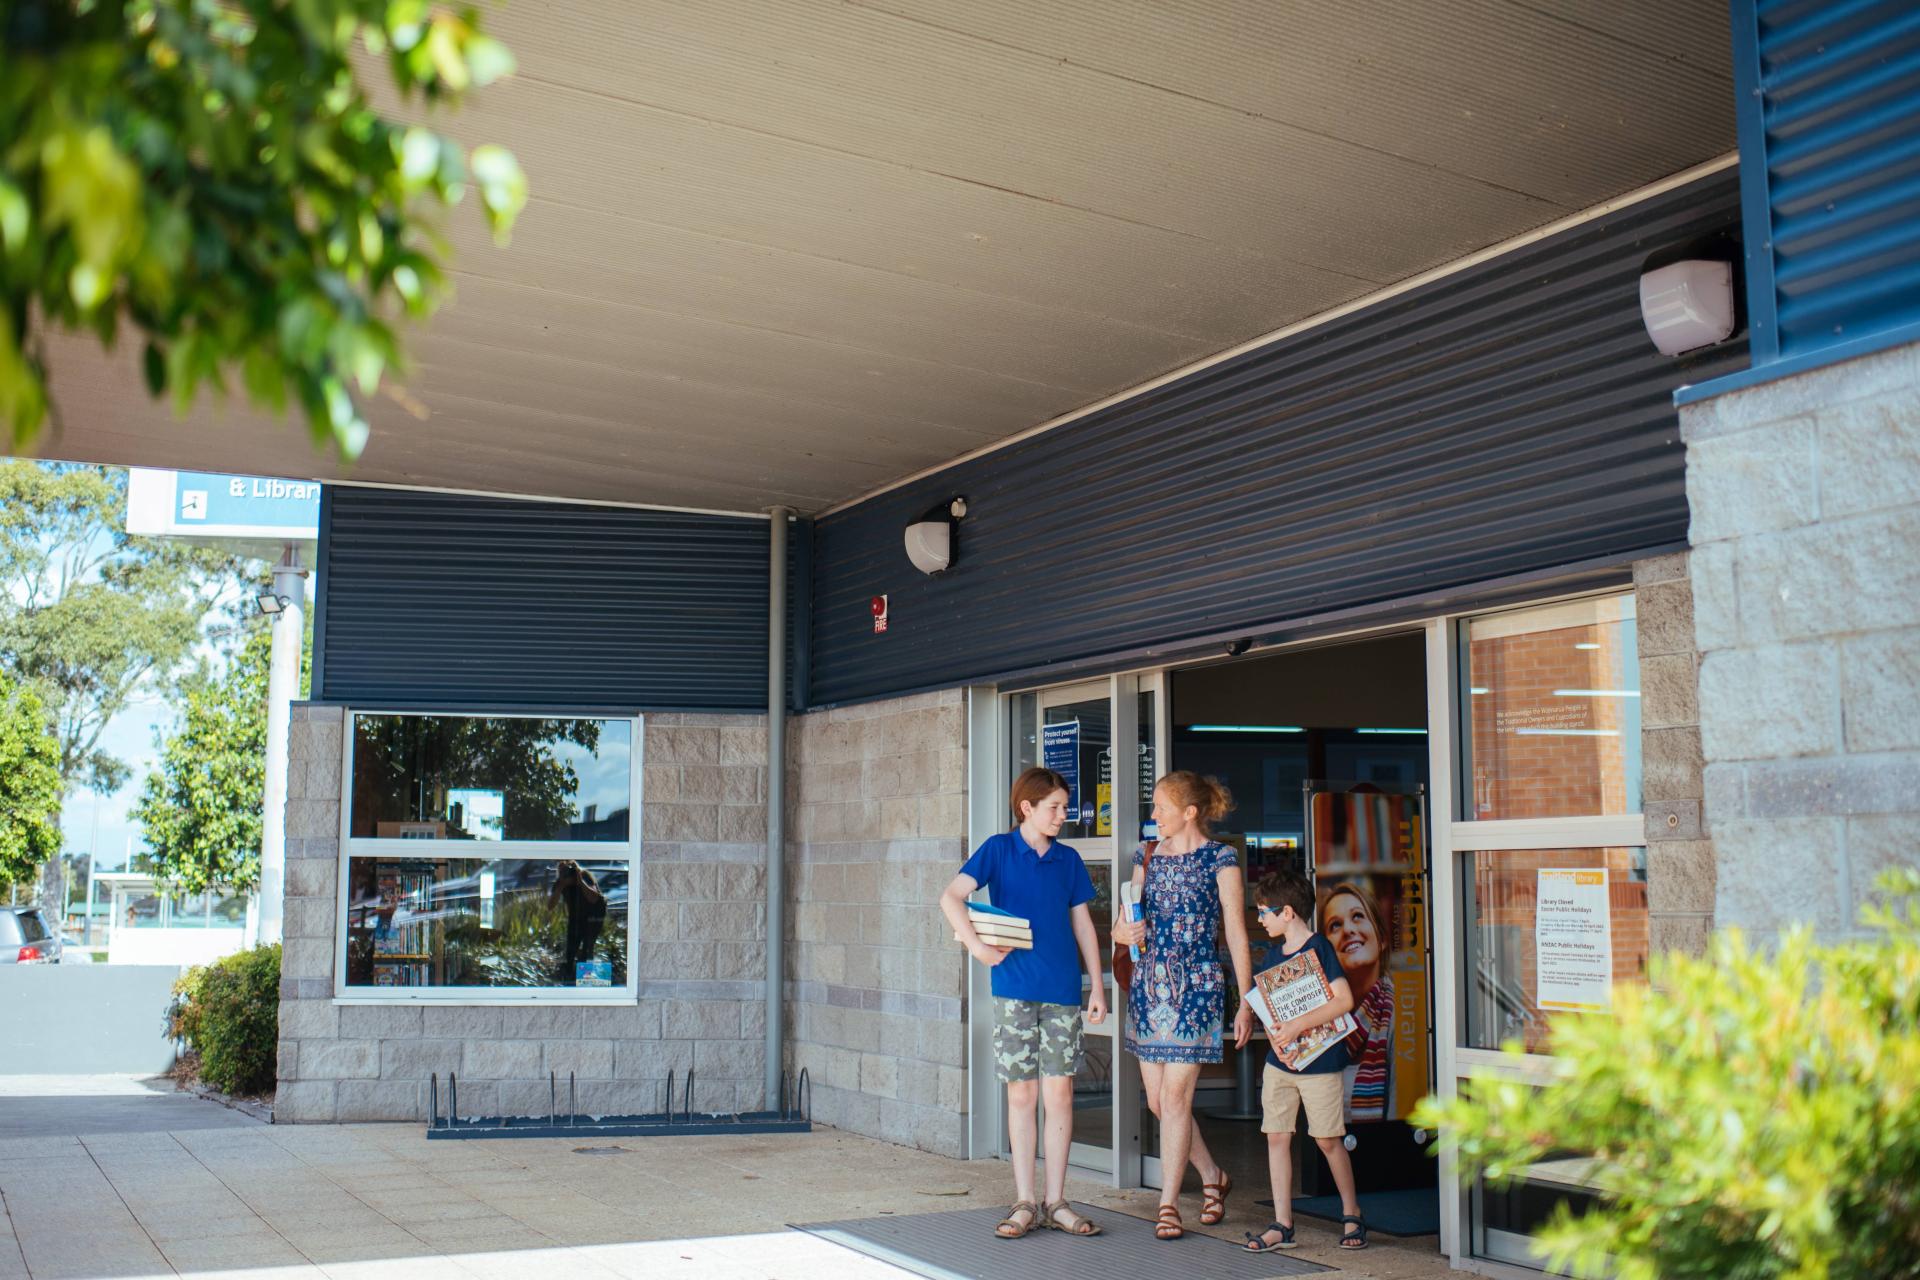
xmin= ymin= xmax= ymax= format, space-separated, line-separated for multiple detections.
xmin=958 ymin=829 xmax=1096 ymax=1006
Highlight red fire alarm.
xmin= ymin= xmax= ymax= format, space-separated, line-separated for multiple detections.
xmin=871 ymin=594 xmax=889 ymax=634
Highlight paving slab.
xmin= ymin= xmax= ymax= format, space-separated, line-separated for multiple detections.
xmin=0 ymin=1074 xmax=259 ymax=1138
xmin=0 ymin=1117 xmax=1456 ymax=1279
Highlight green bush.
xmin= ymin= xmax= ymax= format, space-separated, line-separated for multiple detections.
xmin=168 ymin=943 xmax=281 ymax=1096
xmin=1414 ymin=868 xmax=1920 ymax=1280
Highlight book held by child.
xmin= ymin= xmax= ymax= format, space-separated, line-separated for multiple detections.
xmin=957 ymin=901 xmax=1034 ymax=949
xmin=1244 ymin=946 xmax=1358 ymax=1070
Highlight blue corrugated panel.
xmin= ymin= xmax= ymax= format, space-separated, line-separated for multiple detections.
xmin=1735 ymin=0 xmax=1920 ymax=361
xmin=318 ymin=488 xmax=789 ymax=712
xmin=808 ymin=174 xmax=1748 ymax=707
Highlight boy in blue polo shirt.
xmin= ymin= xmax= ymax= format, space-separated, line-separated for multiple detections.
xmin=940 ymin=766 xmax=1108 ymax=1241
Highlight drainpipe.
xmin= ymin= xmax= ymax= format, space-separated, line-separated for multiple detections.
xmin=765 ymin=507 xmax=790 ymax=1111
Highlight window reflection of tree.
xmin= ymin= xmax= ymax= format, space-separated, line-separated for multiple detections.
xmin=352 ymin=717 xmax=606 ymax=840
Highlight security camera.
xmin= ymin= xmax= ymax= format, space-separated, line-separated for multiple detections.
xmin=1224 ymin=638 xmax=1252 ymax=658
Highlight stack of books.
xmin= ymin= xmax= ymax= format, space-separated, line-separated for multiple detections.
xmin=958 ymin=902 xmax=1033 ymax=950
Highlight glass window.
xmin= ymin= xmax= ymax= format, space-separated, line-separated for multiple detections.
xmin=350 ymin=715 xmax=633 ymax=841
xmin=170 ymin=891 xmax=212 ymax=928
xmin=344 ymin=856 xmax=629 ymax=990
xmin=212 ymin=894 xmax=248 ymax=927
xmin=1042 ymin=695 xmax=1110 ymax=841
xmin=1461 ymin=846 xmax=1648 ymax=1053
xmin=124 ymin=893 xmax=162 ymax=929
xmin=1462 ymin=597 xmax=1641 ymax=821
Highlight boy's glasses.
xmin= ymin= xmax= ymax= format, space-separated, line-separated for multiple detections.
xmin=1255 ymin=904 xmax=1279 ymax=919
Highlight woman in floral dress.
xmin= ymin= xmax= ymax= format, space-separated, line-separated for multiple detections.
xmin=1112 ymin=771 xmax=1254 ymax=1240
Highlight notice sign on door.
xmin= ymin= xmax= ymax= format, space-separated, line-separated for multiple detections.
xmin=1042 ymin=720 xmax=1080 ymax=818
xmin=1536 ymin=868 xmax=1612 ymax=1014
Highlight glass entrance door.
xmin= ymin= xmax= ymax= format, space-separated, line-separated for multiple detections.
xmin=994 ymin=676 xmax=1165 ymax=1181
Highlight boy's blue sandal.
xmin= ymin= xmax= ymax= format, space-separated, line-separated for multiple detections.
xmin=1340 ymin=1214 xmax=1368 ymax=1249
xmin=1244 ymin=1222 xmax=1296 ymax=1252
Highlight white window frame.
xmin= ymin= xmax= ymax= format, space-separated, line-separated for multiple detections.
xmin=1429 ymin=595 xmax=1648 ymax=1272
xmin=334 ymin=708 xmax=645 ymax=1005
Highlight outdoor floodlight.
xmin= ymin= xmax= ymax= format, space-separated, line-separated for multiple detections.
xmin=256 ymin=592 xmax=292 ymax=615
xmin=1640 ymin=259 xmax=1736 ymax=355
xmin=905 ymin=496 xmax=967 ymax=576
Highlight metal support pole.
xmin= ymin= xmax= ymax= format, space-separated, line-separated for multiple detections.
xmin=765 ymin=507 xmax=790 ymax=1112
xmin=257 ymin=544 xmax=305 ymax=946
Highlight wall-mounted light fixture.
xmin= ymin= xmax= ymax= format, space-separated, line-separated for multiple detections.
xmin=905 ymin=496 xmax=967 ymax=576
xmin=1640 ymin=258 xmax=1737 ymax=355
xmin=255 ymin=592 xmax=292 ymax=615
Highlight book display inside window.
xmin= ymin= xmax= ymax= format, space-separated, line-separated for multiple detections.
xmin=350 ymin=859 xmax=447 ymax=988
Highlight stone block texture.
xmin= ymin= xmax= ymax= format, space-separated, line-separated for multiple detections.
xmin=276 ymin=706 xmax=769 ymax=1123
xmin=1681 ymin=340 xmax=1920 ymax=938
xmin=784 ymin=690 xmax=970 ymax=1157
xmin=1634 ymin=553 xmax=1715 ymax=957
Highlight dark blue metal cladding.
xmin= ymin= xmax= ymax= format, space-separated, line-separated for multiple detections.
xmin=1731 ymin=0 xmax=1920 ymax=365
xmin=317 ymin=487 xmax=791 ymax=712
xmin=809 ymin=174 xmax=1750 ymax=707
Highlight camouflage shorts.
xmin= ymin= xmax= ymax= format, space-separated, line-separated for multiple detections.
xmin=993 ymin=998 xmax=1083 ymax=1082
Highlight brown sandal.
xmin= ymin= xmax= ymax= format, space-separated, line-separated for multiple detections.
xmin=994 ymin=1200 xmax=1038 ymax=1239
xmin=1200 ymin=1169 xmax=1232 ymax=1225
xmin=1043 ymin=1200 xmax=1102 ymax=1236
xmin=1155 ymin=1202 xmax=1185 ymax=1240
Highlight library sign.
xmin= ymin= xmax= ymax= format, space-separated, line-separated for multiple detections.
xmin=126 ymin=467 xmax=320 ymax=553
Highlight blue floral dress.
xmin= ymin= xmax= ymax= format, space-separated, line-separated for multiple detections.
xmin=1123 ymin=841 xmax=1240 ymax=1064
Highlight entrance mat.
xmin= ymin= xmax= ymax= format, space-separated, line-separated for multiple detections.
xmin=1256 ymin=1188 xmax=1439 ymax=1238
xmin=792 ymin=1206 xmax=1331 ymax=1280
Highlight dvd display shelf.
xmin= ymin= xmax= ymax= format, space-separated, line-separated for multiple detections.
xmin=354 ymin=857 xmax=449 ymax=988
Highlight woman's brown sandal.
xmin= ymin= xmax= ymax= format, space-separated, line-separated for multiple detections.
xmin=994 ymin=1200 xmax=1038 ymax=1239
xmin=1199 ymin=1170 xmax=1232 ymax=1226
xmin=1155 ymin=1203 xmax=1185 ymax=1240
xmin=1043 ymin=1200 xmax=1102 ymax=1236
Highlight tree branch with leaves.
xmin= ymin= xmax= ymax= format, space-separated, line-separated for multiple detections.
xmin=0 ymin=0 xmax=526 ymax=457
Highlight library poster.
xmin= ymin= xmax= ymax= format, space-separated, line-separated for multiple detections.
xmin=1536 ymin=868 xmax=1612 ymax=1013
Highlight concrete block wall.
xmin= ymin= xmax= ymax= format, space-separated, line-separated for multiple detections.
xmin=1679 ymin=341 xmax=1920 ymax=939
xmin=275 ymin=705 xmax=769 ymax=1123
xmin=1635 ymin=552 xmax=1715 ymax=957
xmin=784 ymin=690 xmax=970 ymax=1157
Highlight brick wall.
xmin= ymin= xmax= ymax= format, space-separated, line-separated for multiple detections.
xmin=1680 ymin=341 xmax=1920 ymax=939
xmin=275 ymin=706 xmax=771 ymax=1123
xmin=1635 ymin=553 xmax=1715 ymax=957
xmin=784 ymin=691 xmax=970 ymax=1157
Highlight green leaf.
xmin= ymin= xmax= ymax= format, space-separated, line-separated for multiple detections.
xmin=464 ymin=35 xmax=516 ymax=87
xmin=143 ymin=342 xmax=167 ymax=395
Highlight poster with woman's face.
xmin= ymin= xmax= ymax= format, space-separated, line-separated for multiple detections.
xmin=1309 ymin=789 xmax=1431 ymax=1124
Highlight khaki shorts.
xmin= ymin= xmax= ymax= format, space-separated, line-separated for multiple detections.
xmin=993 ymin=998 xmax=1083 ymax=1082
xmin=1262 ymin=1064 xmax=1346 ymax=1138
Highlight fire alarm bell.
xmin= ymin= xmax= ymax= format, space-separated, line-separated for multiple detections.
xmin=871 ymin=594 xmax=889 ymax=634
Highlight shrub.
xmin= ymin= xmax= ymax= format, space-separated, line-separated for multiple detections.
xmin=168 ymin=943 xmax=281 ymax=1096
xmin=1413 ymin=868 xmax=1920 ymax=1279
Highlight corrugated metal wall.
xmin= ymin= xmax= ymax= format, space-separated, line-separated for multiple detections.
xmin=317 ymin=488 xmax=791 ymax=712
xmin=808 ymin=173 xmax=1749 ymax=707
xmin=1731 ymin=0 xmax=1920 ymax=363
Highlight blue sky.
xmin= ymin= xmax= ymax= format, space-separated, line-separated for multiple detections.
xmin=62 ymin=696 xmax=174 ymax=868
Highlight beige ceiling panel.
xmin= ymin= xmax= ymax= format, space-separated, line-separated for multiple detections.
xmin=445 ymin=76 xmax=1375 ymax=344
xmin=490 ymin=0 xmax=1560 ymax=279
xmin=357 ymin=393 xmax=853 ymax=508
xmin=848 ymin=0 xmax=1734 ymax=208
xmin=424 ymin=277 xmax=1067 ymax=437
xmin=448 ymin=200 xmax=1208 ymax=393
xmin=403 ymin=338 xmax=996 ymax=468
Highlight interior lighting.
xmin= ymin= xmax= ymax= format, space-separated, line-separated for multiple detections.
xmin=1516 ymin=728 xmax=1620 ymax=737
xmin=1575 ymin=642 xmax=1601 ymax=650
xmin=1469 ymin=687 xmax=1489 ymax=695
xmin=1553 ymin=689 xmax=1639 ymax=698
xmin=1356 ymin=728 xmax=1427 ymax=735
xmin=1186 ymin=725 xmax=1304 ymax=733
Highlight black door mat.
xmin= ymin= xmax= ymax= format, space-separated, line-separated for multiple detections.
xmin=1255 ymin=1187 xmax=1440 ymax=1237
xmin=792 ymin=1205 xmax=1332 ymax=1279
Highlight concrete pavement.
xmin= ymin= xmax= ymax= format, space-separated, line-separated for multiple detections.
xmin=0 ymin=1116 xmax=1456 ymax=1279
xmin=0 ymin=1075 xmax=259 ymax=1138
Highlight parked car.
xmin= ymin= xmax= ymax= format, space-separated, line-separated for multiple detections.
xmin=0 ymin=907 xmax=62 ymax=963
